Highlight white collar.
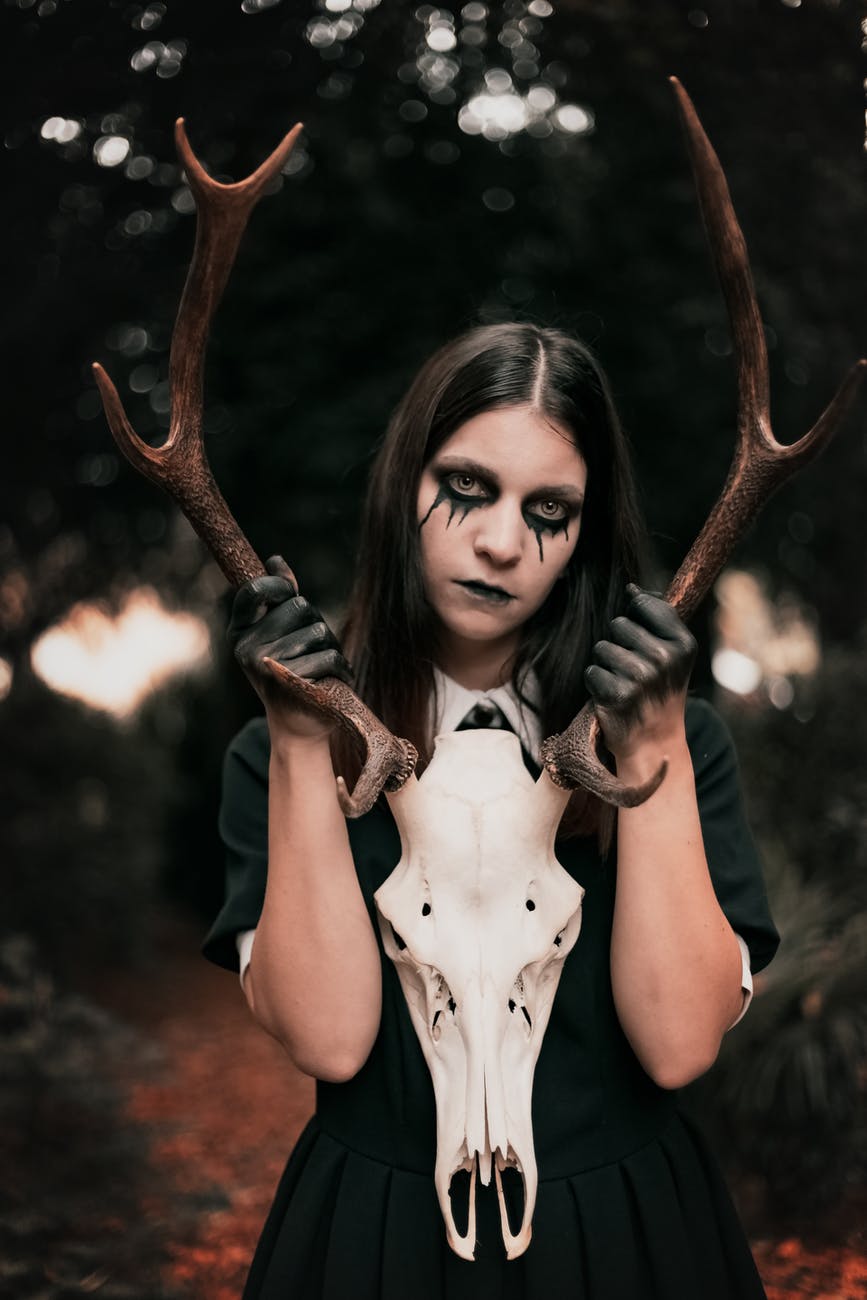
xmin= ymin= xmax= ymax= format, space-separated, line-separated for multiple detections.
xmin=431 ymin=665 xmax=544 ymax=761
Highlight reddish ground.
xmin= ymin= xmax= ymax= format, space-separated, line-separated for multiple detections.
xmin=94 ymin=921 xmax=866 ymax=1300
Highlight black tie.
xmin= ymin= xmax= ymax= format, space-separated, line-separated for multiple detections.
xmin=455 ymin=699 xmax=513 ymax=731
xmin=455 ymin=700 xmax=540 ymax=778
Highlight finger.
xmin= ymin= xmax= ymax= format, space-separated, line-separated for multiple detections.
xmin=230 ymin=575 xmax=298 ymax=630
xmin=265 ymin=555 xmax=299 ymax=594
xmin=230 ymin=597 xmax=323 ymax=649
xmin=607 ymin=616 xmax=675 ymax=667
xmin=624 ymin=585 xmax=692 ymax=644
xmin=286 ymin=648 xmax=354 ymax=684
xmin=241 ymin=598 xmax=327 ymax=645
xmin=584 ymin=664 xmax=640 ymax=709
xmin=268 ymin=620 xmax=337 ymax=661
xmin=592 ymin=639 xmax=657 ymax=686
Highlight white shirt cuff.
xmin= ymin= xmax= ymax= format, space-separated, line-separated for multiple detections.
xmin=237 ymin=928 xmax=256 ymax=989
xmin=728 ymin=933 xmax=753 ymax=1029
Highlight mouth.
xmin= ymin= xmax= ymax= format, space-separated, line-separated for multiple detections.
xmin=454 ymin=579 xmax=516 ymax=605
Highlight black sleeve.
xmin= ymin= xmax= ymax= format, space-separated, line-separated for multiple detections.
xmin=201 ymin=716 xmax=272 ymax=972
xmin=686 ymin=696 xmax=779 ymax=974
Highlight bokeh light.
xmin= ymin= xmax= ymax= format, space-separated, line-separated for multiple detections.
xmin=41 ymin=117 xmax=84 ymax=144
xmin=395 ymin=3 xmax=595 ymax=143
xmin=30 ymin=588 xmax=212 ymax=719
xmin=712 ymin=569 xmax=821 ymax=707
xmin=94 ymin=136 xmax=131 ymax=168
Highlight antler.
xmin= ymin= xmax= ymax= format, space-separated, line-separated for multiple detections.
xmin=541 ymin=78 xmax=865 ymax=806
xmin=93 ymin=120 xmax=417 ymax=816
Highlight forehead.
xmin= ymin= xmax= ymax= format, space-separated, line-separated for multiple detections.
xmin=433 ymin=405 xmax=587 ymax=490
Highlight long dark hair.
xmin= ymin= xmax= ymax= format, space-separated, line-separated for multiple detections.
xmin=338 ymin=322 xmax=649 ymax=835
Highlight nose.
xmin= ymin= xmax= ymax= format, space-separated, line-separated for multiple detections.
xmin=472 ymin=502 xmax=524 ymax=567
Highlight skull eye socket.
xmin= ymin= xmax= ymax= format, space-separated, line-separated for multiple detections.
xmin=525 ymin=899 xmax=536 ymax=912
xmin=391 ymin=925 xmax=407 ymax=951
xmin=554 ymin=931 xmax=563 ymax=947
xmin=422 ymin=902 xmax=431 ymax=916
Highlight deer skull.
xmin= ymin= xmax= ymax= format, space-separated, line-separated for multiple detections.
xmin=377 ymin=730 xmax=583 ymax=1260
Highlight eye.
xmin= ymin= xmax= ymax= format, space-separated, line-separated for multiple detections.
xmin=531 ymin=498 xmax=568 ymax=521
xmin=446 ymin=472 xmax=487 ymax=498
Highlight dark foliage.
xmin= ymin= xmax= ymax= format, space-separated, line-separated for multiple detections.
xmin=0 ymin=933 xmax=179 ymax=1299
xmin=689 ymin=644 xmax=867 ymax=1232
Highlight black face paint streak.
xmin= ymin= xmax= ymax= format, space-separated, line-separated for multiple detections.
xmin=524 ymin=514 xmax=570 ymax=563
xmin=418 ymin=481 xmax=481 ymax=530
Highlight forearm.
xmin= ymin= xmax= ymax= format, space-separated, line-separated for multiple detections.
xmin=246 ymin=728 xmax=382 ymax=1082
xmin=610 ymin=733 xmax=743 ymax=1090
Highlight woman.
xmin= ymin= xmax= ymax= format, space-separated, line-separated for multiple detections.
xmin=203 ymin=322 xmax=778 ymax=1299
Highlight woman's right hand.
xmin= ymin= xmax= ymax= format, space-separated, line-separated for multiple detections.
xmin=228 ymin=555 xmax=353 ymax=739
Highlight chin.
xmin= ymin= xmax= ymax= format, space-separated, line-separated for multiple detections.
xmin=439 ymin=608 xmax=523 ymax=645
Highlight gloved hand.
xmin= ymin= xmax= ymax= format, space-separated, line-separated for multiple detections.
xmin=584 ymin=584 xmax=697 ymax=764
xmin=228 ymin=555 xmax=353 ymax=734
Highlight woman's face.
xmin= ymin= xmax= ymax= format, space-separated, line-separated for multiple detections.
xmin=417 ymin=404 xmax=587 ymax=670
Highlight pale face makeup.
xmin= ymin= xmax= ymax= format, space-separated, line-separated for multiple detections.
xmin=417 ymin=404 xmax=587 ymax=686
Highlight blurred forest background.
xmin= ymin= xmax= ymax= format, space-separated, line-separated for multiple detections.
xmin=2 ymin=0 xmax=866 ymax=1295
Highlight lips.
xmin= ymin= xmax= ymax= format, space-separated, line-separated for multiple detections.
xmin=455 ymin=579 xmax=516 ymax=604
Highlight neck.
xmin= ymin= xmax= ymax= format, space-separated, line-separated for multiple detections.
xmin=435 ymin=630 xmax=519 ymax=692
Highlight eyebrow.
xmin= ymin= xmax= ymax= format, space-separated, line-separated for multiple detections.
xmin=433 ymin=455 xmax=585 ymax=506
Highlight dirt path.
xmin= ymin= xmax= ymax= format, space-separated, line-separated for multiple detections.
xmin=95 ymin=921 xmax=866 ymax=1300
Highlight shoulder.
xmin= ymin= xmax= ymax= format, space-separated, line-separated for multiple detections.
xmin=683 ymin=697 xmax=780 ymax=972
xmin=223 ymin=715 xmax=271 ymax=783
xmin=684 ymin=693 xmax=733 ymax=755
xmin=683 ymin=695 xmax=741 ymax=792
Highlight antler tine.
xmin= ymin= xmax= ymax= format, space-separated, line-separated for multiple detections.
xmin=542 ymin=80 xmax=865 ymax=808
xmin=93 ymin=123 xmax=417 ymax=815
xmin=92 ymin=119 xmax=303 ymax=586
xmin=665 ymin=76 xmax=866 ymax=619
xmin=262 ymin=657 xmax=418 ymax=817
xmin=168 ymin=118 xmax=304 ymax=466
xmin=668 ymin=78 xmax=769 ymax=433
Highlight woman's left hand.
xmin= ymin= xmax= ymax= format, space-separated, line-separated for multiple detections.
xmin=584 ymin=584 xmax=697 ymax=765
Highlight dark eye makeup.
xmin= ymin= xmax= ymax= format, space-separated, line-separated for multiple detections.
xmin=418 ymin=472 xmax=487 ymax=530
xmin=419 ymin=465 xmax=581 ymax=561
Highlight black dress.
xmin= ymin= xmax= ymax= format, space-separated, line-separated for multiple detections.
xmin=203 ymin=697 xmax=779 ymax=1300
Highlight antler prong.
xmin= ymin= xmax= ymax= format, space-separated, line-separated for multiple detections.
xmin=261 ymin=658 xmax=417 ymax=816
xmin=175 ymin=118 xmax=305 ymax=204
xmin=668 ymin=76 xmax=770 ymax=428
xmin=772 ymin=359 xmax=867 ymax=466
xmin=91 ymin=361 xmax=166 ymax=477
xmin=93 ymin=121 xmax=417 ymax=815
xmin=543 ymin=80 xmax=865 ymax=807
xmin=541 ymin=711 xmax=667 ymax=807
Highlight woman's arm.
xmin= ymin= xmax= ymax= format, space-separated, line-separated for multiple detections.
xmin=611 ymin=736 xmax=744 ymax=1089
xmin=249 ymin=728 xmax=382 ymax=1082
xmin=587 ymin=586 xmax=744 ymax=1089
xmin=230 ymin=557 xmax=382 ymax=1082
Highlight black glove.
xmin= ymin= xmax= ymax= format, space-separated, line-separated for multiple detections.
xmin=228 ymin=555 xmax=353 ymax=694
xmin=584 ymin=583 xmax=697 ymax=757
